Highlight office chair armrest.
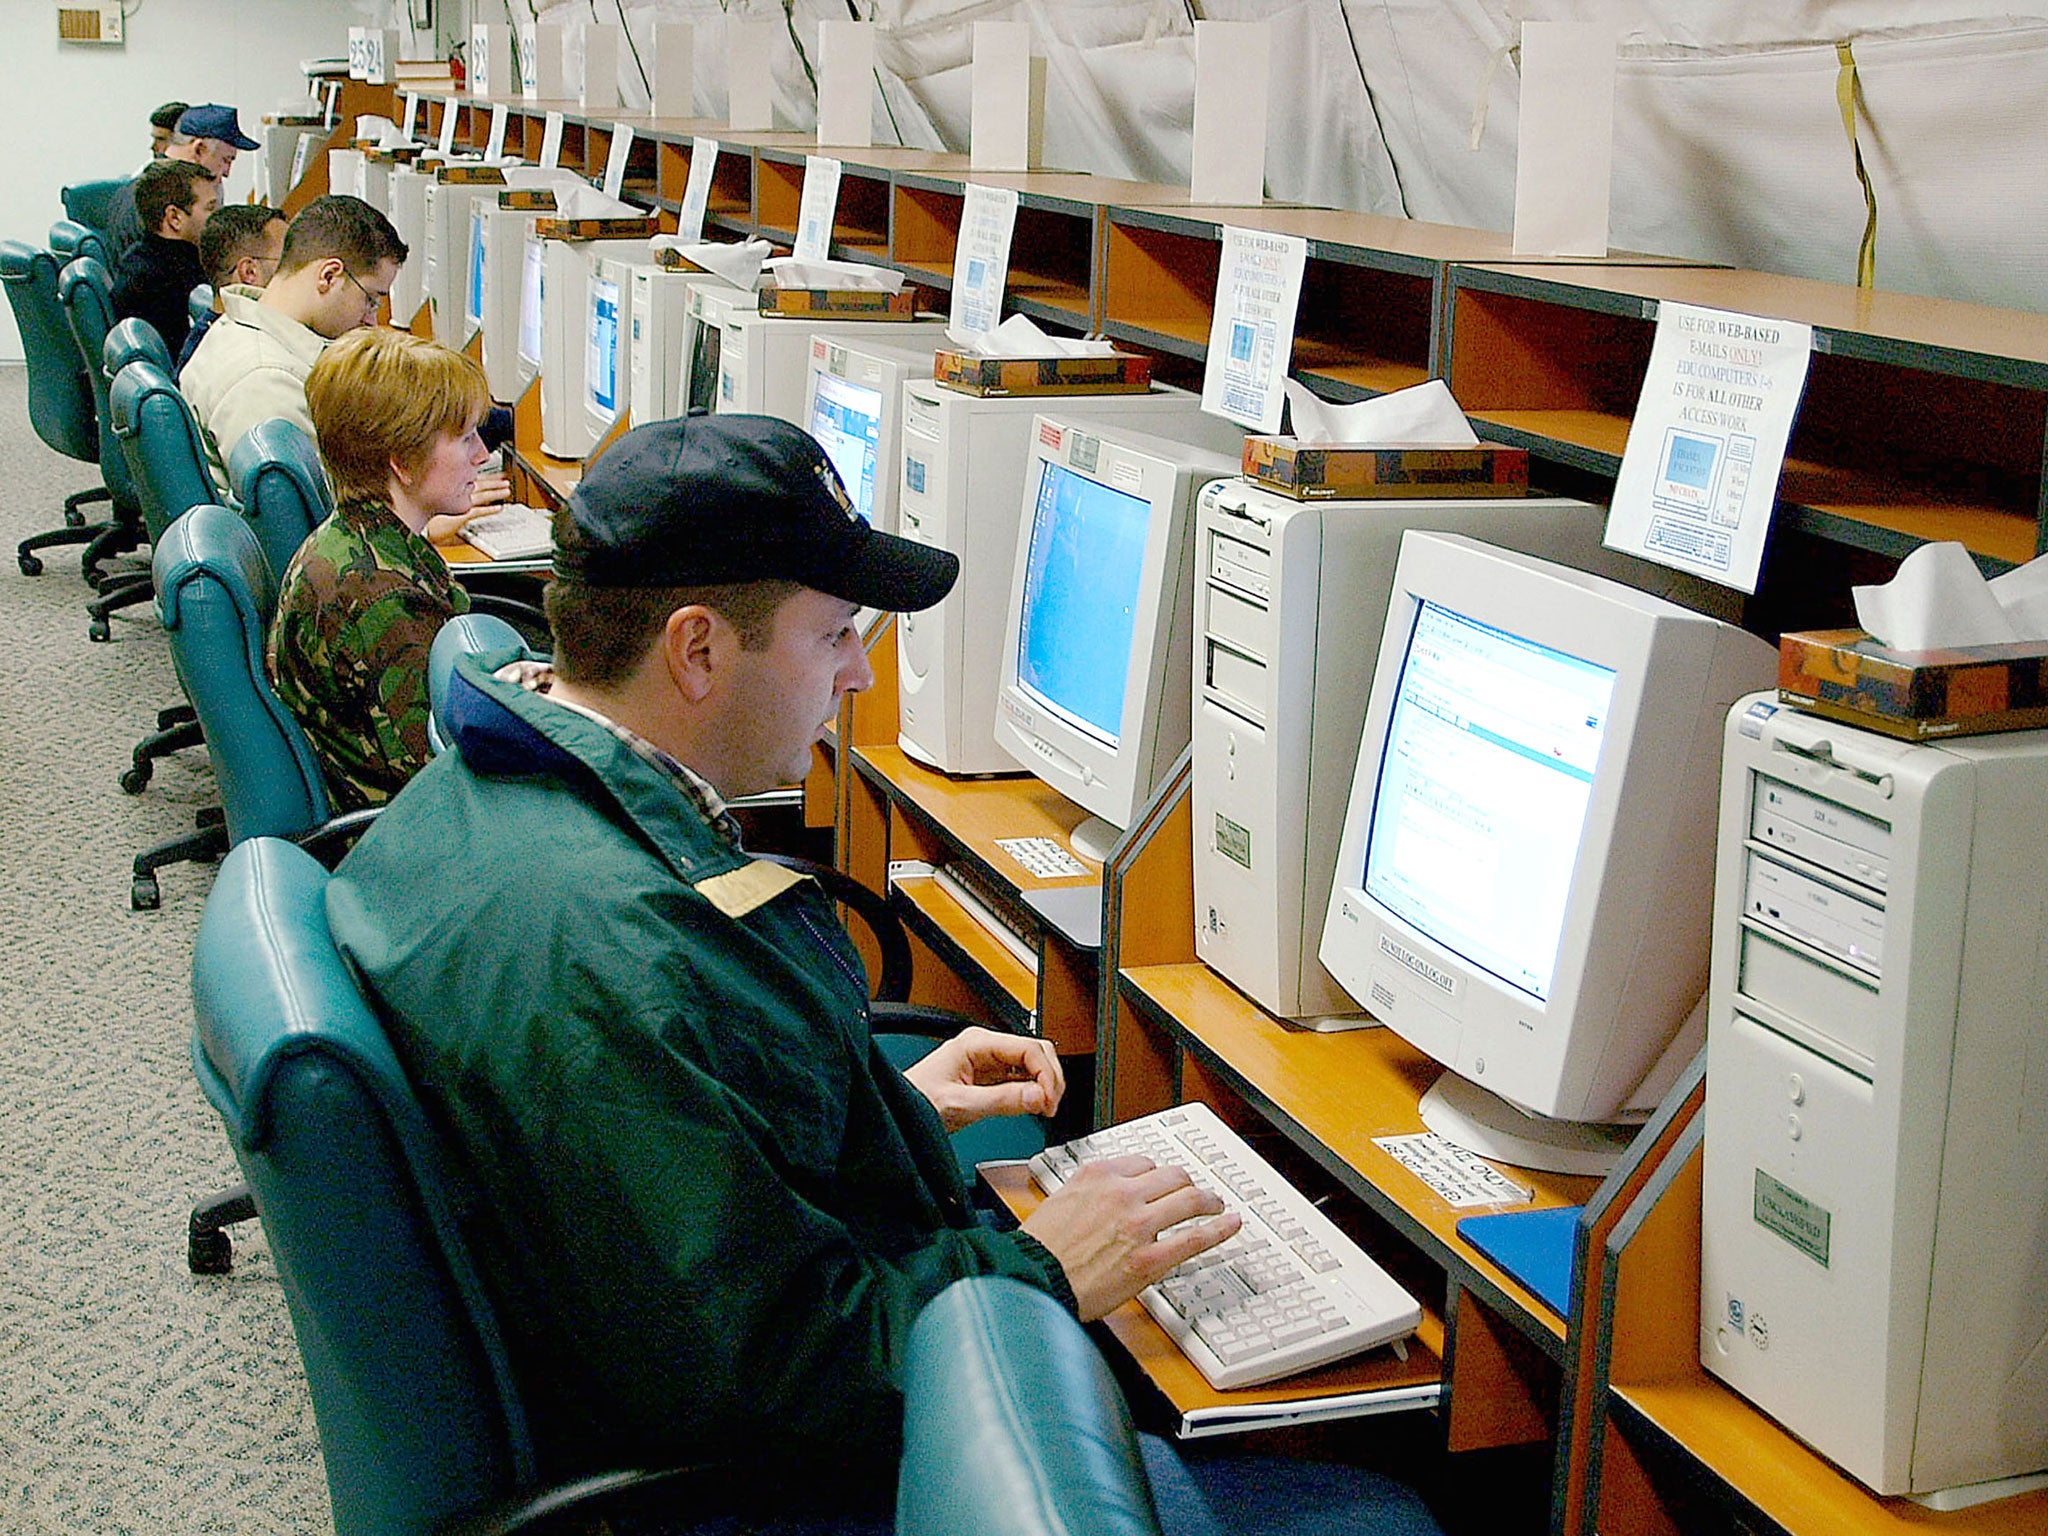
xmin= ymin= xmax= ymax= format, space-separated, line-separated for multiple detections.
xmin=291 ymin=808 xmax=383 ymax=869
xmin=464 ymin=592 xmax=551 ymax=653
xmin=438 ymin=1463 xmax=728 ymax=1536
xmin=870 ymin=999 xmax=1019 ymax=1040
xmin=758 ymin=852 xmax=914 ymax=1003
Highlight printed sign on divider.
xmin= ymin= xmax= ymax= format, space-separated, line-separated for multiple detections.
xmin=679 ymin=139 xmax=721 ymax=243
xmin=486 ymin=105 xmax=510 ymax=161
xmin=603 ymin=125 xmax=636 ymax=202
xmin=1604 ymin=301 xmax=1813 ymax=593
xmin=540 ymin=111 xmax=566 ymax=171
xmin=437 ymin=101 xmax=460 ymax=157
xmin=1201 ymin=225 xmax=1307 ymax=432
xmin=793 ymin=155 xmax=843 ymax=261
xmin=402 ymin=94 xmax=422 ymax=142
xmin=949 ymin=184 xmax=1019 ymax=341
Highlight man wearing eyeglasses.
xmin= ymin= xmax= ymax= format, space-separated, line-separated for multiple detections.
xmin=183 ymin=194 xmax=409 ymax=497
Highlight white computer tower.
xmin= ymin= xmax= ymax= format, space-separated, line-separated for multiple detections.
xmin=894 ymin=383 xmax=1214 ymax=776
xmin=389 ymin=164 xmax=432 ymax=328
xmin=1189 ymin=483 xmax=1647 ymax=1023
xmin=627 ymin=265 xmax=697 ymax=424
xmin=715 ymin=311 xmax=949 ymax=429
xmin=1701 ymin=698 xmax=2048 ymax=1502
xmin=360 ymin=156 xmax=393 ymax=217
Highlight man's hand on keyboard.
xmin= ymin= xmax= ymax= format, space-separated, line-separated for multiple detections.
xmin=1022 ymin=1156 xmax=1242 ymax=1323
xmin=903 ymin=1027 xmax=1064 ymax=1132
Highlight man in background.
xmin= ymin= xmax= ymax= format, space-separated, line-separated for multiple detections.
xmin=146 ymin=101 xmax=189 ymax=162
xmin=177 ymin=203 xmax=286 ymax=374
xmin=109 ymin=159 xmax=217 ymax=358
xmin=107 ymin=103 xmax=258 ymax=258
xmin=182 ymin=194 xmax=406 ymax=495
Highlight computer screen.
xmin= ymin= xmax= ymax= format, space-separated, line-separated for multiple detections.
xmin=993 ymin=416 xmax=1244 ymax=862
xmin=1013 ymin=461 xmax=1151 ymax=747
xmin=586 ymin=275 xmax=622 ymax=421
xmin=465 ymin=207 xmax=486 ymax=331
xmin=807 ymin=371 xmax=885 ymax=523
xmin=517 ymin=235 xmax=544 ymax=368
xmin=1319 ymin=531 xmax=1776 ymax=1172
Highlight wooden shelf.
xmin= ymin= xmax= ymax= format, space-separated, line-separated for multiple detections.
xmin=892 ymin=873 xmax=1038 ymax=1021
xmin=1447 ymin=264 xmax=2048 ymax=569
xmin=853 ymin=745 xmax=1100 ymax=895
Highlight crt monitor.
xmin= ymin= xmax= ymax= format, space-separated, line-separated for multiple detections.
xmin=1317 ymin=531 xmax=1775 ymax=1172
xmin=517 ymin=234 xmax=544 ymax=370
xmin=464 ymin=205 xmax=487 ymax=334
xmin=584 ymin=264 xmax=627 ymax=435
xmin=801 ymin=337 xmax=936 ymax=534
xmin=993 ymin=415 xmax=1243 ymax=863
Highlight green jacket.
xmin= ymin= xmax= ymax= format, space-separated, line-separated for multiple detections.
xmin=327 ymin=655 xmax=1070 ymax=1488
xmin=267 ymin=496 xmax=470 ymax=813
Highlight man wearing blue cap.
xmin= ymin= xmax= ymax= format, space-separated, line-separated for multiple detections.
xmin=105 ymin=103 xmax=258 ymax=259
xmin=327 ymin=414 xmax=1238 ymax=1527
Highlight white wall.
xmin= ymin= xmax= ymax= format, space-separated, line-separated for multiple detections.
xmin=0 ymin=0 xmax=363 ymax=360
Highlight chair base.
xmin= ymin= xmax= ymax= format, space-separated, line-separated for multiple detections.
xmin=131 ymin=812 xmax=228 ymax=910
xmin=121 ymin=707 xmax=201 ymax=793
xmin=188 ymin=1183 xmax=256 ymax=1274
xmin=17 ymin=519 xmax=106 ymax=577
xmin=86 ymin=573 xmax=152 ymax=642
xmin=64 ymin=484 xmax=111 ymax=528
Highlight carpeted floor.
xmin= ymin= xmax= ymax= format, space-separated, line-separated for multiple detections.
xmin=0 ymin=365 xmax=329 ymax=1534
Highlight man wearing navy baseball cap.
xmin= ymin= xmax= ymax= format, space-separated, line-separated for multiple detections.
xmin=328 ymin=414 xmax=1236 ymax=1525
xmin=105 ymin=102 xmax=258 ymax=259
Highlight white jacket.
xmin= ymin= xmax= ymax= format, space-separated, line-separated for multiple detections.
xmin=181 ymin=284 xmax=327 ymax=496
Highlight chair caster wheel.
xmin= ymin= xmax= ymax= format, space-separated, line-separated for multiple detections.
xmin=18 ymin=553 xmax=41 ymax=576
xmin=120 ymin=764 xmax=151 ymax=794
xmin=63 ymin=507 xmax=85 ymax=529
xmin=89 ymin=618 xmax=111 ymax=643
xmin=131 ymin=875 xmax=160 ymax=911
xmin=188 ymin=1227 xmax=232 ymax=1274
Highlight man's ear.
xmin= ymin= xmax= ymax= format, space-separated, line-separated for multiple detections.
xmin=661 ymin=604 xmax=723 ymax=704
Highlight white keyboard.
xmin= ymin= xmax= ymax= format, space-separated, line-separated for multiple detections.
xmin=1028 ymin=1101 xmax=1421 ymax=1389
xmin=460 ymin=504 xmax=553 ymax=562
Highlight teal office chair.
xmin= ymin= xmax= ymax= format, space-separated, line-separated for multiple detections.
xmin=186 ymin=282 xmax=215 ymax=332
xmin=190 ymin=835 xmax=730 ymax=1536
xmin=136 ymin=505 xmax=377 ymax=912
xmin=899 ymin=1276 xmax=1171 ymax=1536
xmin=61 ymin=176 xmax=127 ymax=234
xmin=107 ymin=356 xmax=220 ymax=793
xmin=226 ymin=417 xmax=328 ymax=584
xmin=50 ymin=217 xmax=111 ymax=271
xmin=105 ymin=315 xmax=173 ymax=377
xmin=2 ymin=241 xmax=120 ymax=578
xmin=56 ymin=254 xmax=150 ymax=624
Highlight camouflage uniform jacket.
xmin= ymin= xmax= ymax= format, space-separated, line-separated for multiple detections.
xmin=266 ymin=496 xmax=471 ymax=813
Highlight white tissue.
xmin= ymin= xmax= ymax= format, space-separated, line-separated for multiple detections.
xmin=357 ymin=116 xmax=398 ymax=146
xmin=1852 ymin=542 xmax=2031 ymax=650
xmin=502 ymin=166 xmax=590 ymax=192
xmin=1987 ymin=557 xmax=2048 ymax=639
xmin=944 ymin=314 xmax=1116 ymax=358
xmin=648 ymin=236 xmax=772 ymax=291
xmin=1282 ymin=378 xmax=1478 ymax=447
xmin=550 ymin=185 xmax=643 ymax=219
xmin=763 ymin=258 xmax=904 ymax=293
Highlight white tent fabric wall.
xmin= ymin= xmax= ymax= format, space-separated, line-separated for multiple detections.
xmin=492 ymin=0 xmax=2048 ymax=313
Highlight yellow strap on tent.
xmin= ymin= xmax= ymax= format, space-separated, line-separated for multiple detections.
xmin=1835 ymin=39 xmax=1878 ymax=289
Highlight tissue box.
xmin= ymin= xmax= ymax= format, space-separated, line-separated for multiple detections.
xmin=1243 ymin=438 xmax=1529 ymax=501
xmin=436 ymin=165 xmax=508 ymax=185
xmin=499 ymin=188 xmax=557 ymax=211
xmin=654 ymin=248 xmax=711 ymax=273
xmin=532 ymin=215 xmax=662 ymax=240
xmin=933 ymin=351 xmax=1153 ymax=397
xmin=1777 ymin=629 xmax=2048 ymax=741
xmin=757 ymin=288 xmax=918 ymax=319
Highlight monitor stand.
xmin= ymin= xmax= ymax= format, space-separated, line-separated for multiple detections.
xmin=1419 ymin=1072 xmax=1637 ymax=1178
xmin=1068 ymin=815 xmax=1122 ymax=865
